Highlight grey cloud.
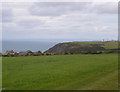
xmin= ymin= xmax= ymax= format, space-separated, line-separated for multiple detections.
xmin=93 ymin=2 xmax=117 ymax=14
xmin=29 ymin=2 xmax=91 ymax=16
xmin=29 ymin=2 xmax=117 ymax=17
xmin=17 ymin=19 xmax=44 ymax=28
xmin=2 ymin=8 xmax=13 ymax=22
xmin=2 ymin=2 xmax=117 ymax=41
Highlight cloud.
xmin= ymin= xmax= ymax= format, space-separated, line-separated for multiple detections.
xmin=16 ymin=18 xmax=44 ymax=28
xmin=2 ymin=8 xmax=13 ymax=22
xmin=1 ymin=2 xmax=33 ymax=23
xmin=2 ymin=2 xmax=118 ymax=41
xmin=29 ymin=2 xmax=91 ymax=16
xmin=92 ymin=2 xmax=118 ymax=14
xmin=29 ymin=2 xmax=117 ymax=17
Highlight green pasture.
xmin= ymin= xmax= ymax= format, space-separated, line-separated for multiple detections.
xmin=2 ymin=54 xmax=118 ymax=90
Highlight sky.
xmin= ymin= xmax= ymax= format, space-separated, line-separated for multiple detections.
xmin=1 ymin=2 xmax=118 ymax=42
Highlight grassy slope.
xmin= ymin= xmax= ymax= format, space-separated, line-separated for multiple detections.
xmin=3 ymin=54 xmax=118 ymax=90
xmin=65 ymin=41 xmax=118 ymax=49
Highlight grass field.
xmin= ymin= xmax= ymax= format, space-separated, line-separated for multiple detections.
xmin=0 ymin=57 xmax=2 ymax=90
xmin=2 ymin=54 xmax=118 ymax=90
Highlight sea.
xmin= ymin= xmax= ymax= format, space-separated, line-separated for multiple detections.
xmin=2 ymin=41 xmax=58 ymax=53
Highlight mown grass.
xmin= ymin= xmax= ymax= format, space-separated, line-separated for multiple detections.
xmin=2 ymin=54 xmax=118 ymax=90
xmin=0 ymin=57 xmax=2 ymax=90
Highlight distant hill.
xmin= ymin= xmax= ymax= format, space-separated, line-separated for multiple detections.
xmin=44 ymin=41 xmax=119 ymax=54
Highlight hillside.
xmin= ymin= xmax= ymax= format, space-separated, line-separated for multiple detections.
xmin=44 ymin=41 xmax=119 ymax=54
